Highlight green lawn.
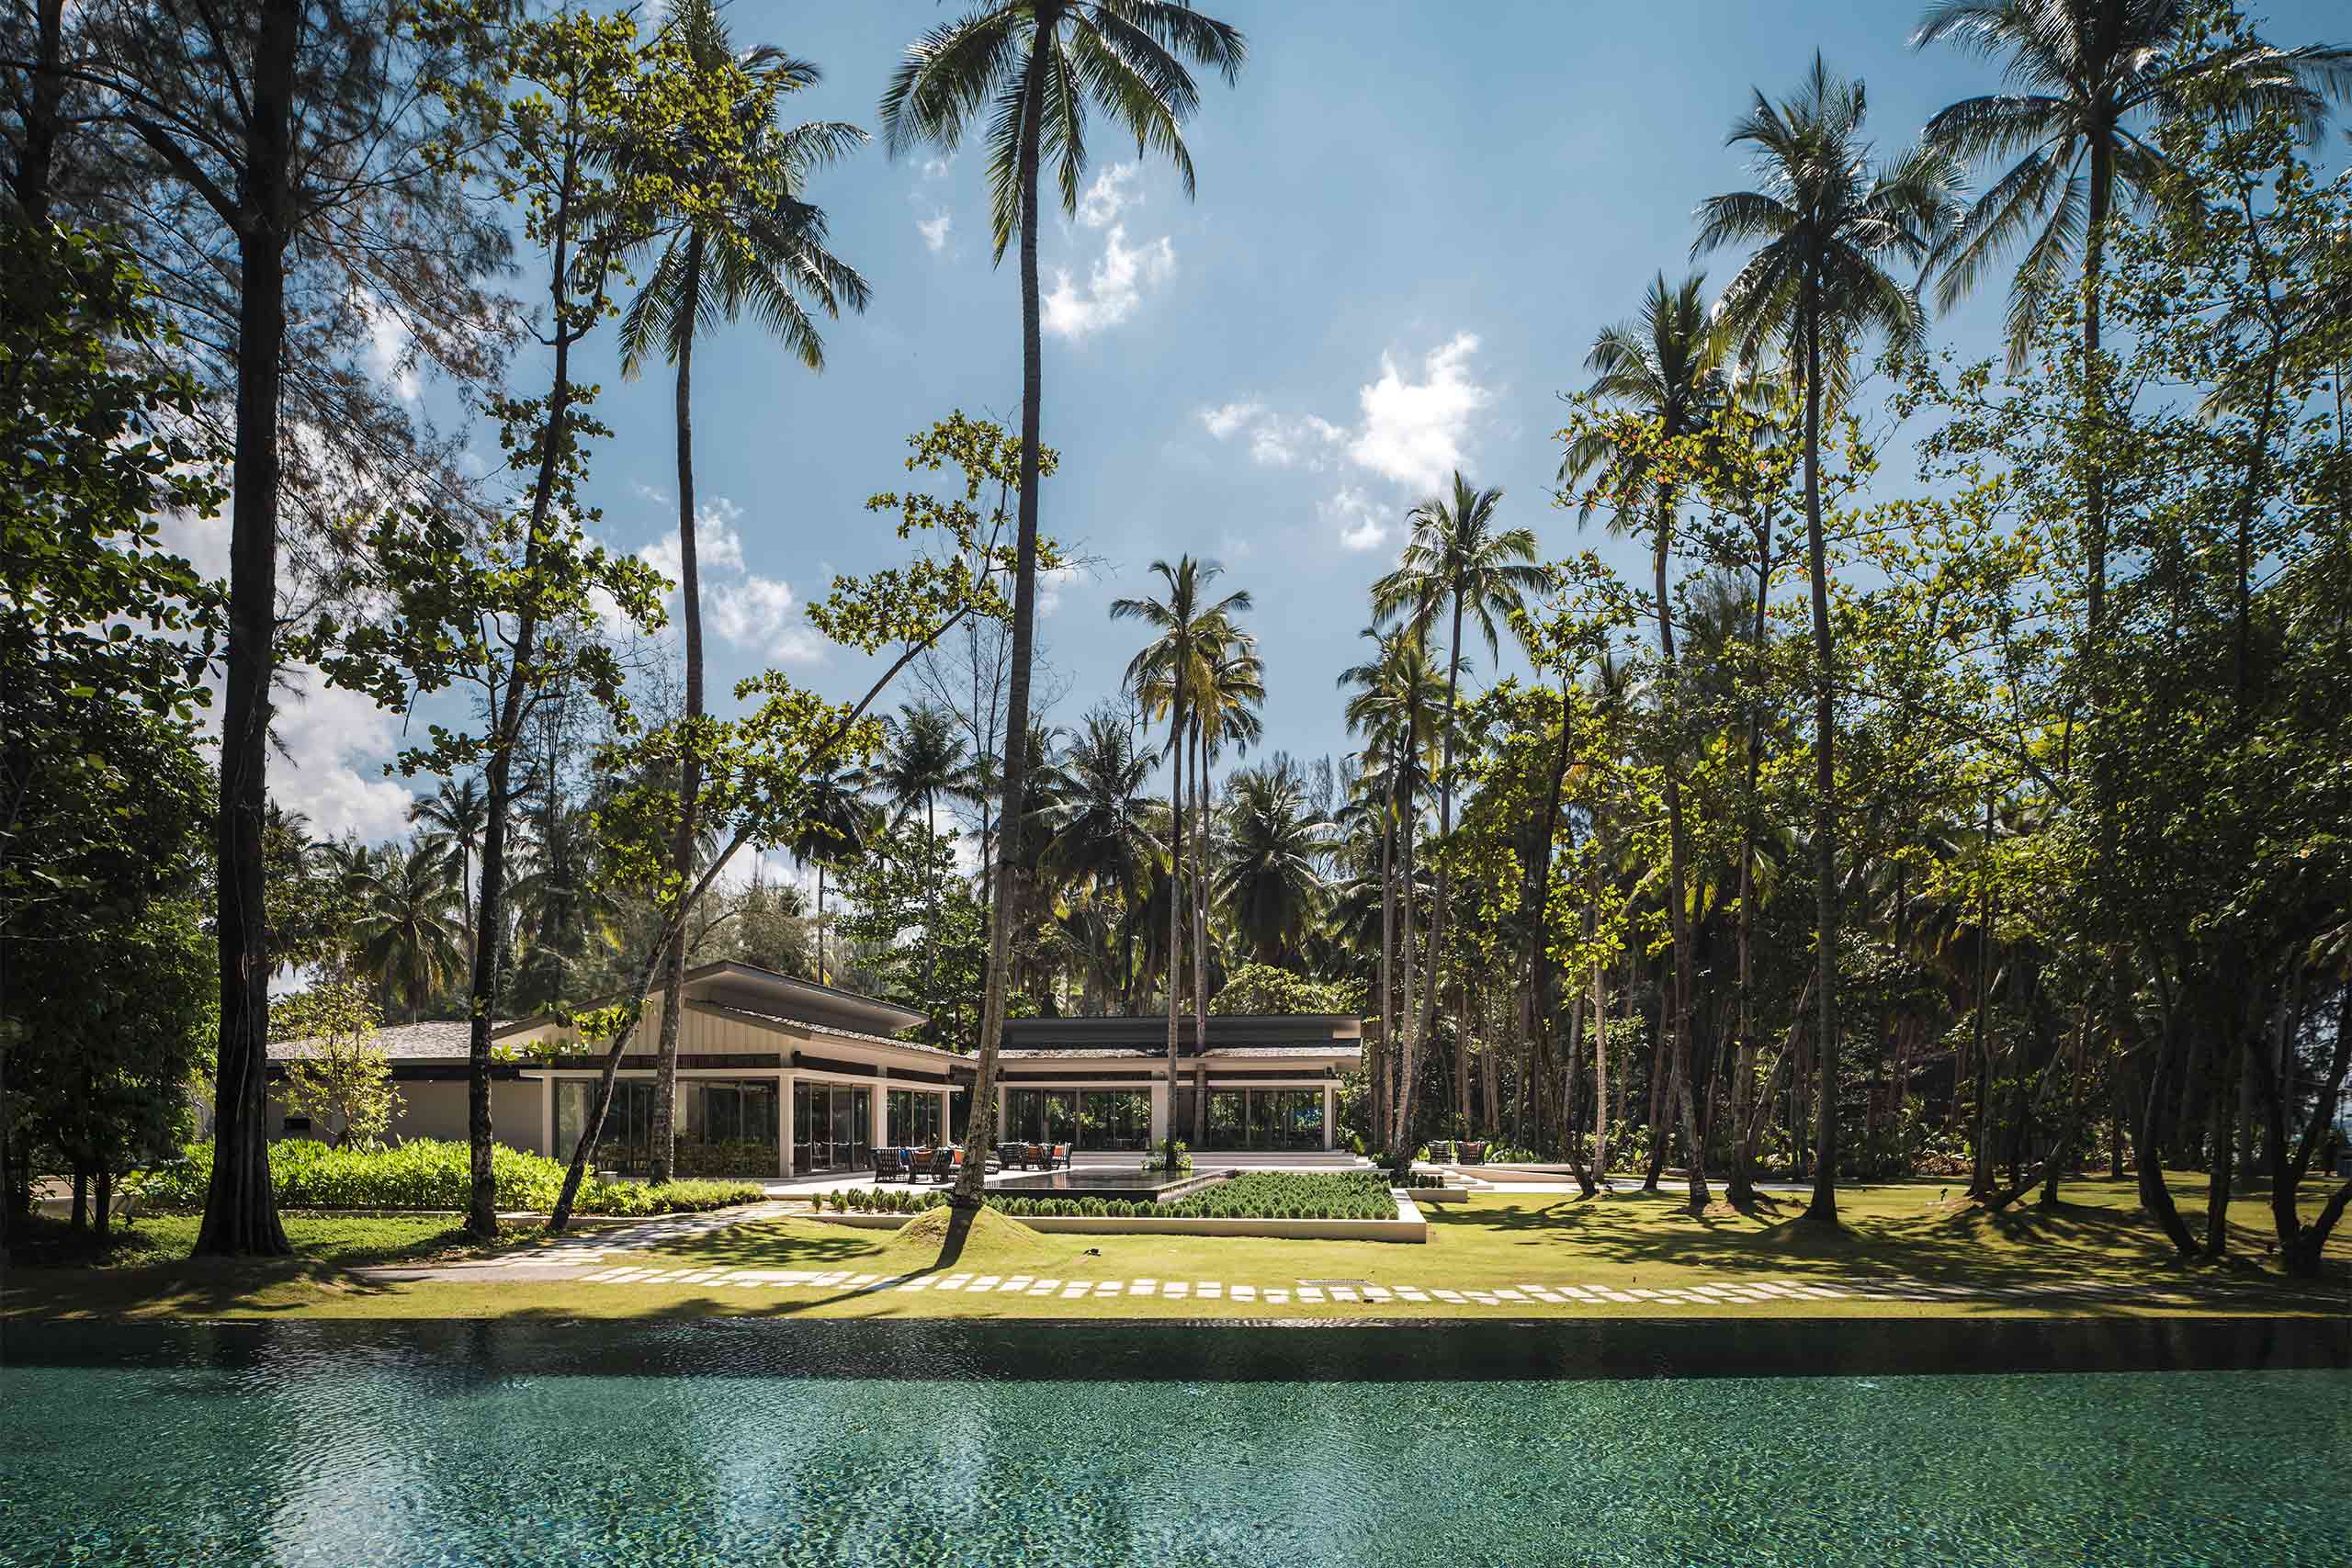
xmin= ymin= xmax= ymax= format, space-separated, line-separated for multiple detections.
xmin=6 ymin=1175 xmax=2342 ymax=1323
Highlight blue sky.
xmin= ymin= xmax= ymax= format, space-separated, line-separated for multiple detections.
xmin=259 ymin=0 xmax=2347 ymax=857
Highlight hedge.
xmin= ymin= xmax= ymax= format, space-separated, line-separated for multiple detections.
xmin=819 ymin=1169 xmax=1406 ymax=1222
xmin=130 ymin=1140 xmax=764 ymax=1216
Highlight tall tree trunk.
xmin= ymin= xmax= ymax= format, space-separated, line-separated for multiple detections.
xmin=1726 ymin=493 xmax=1774 ymax=1211
xmin=197 ymin=0 xmax=301 ymax=1258
xmin=1800 ymin=297 xmax=1842 ymax=1228
xmin=1160 ymin=675 xmax=1186 ymax=1160
xmin=1374 ymin=805 xmax=1394 ymax=1153
xmin=650 ymin=237 xmax=706 ymax=1187
xmin=11 ymin=0 xmax=62 ymax=220
xmin=1191 ymin=723 xmax=1208 ymax=1147
xmin=1426 ymin=593 xmax=1465 ymax=1134
xmin=1528 ymin=692 xmax=1591 ymax=1193
xmin=1653 ymin=492 xmax=1709 ymax=1214
xmin=1389 ymin=790 xmax=1420 ymax=1172
xmin=956 ymin=57 xmax=1047 ymax=1205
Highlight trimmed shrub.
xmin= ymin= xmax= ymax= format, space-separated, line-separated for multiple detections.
xmin=127 ymin=1140 xmax=761 ymax=1215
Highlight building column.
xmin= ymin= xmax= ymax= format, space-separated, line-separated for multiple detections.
xmin=873 ymin=1066 xmax=890 ymax=1153
xmin=936 ymin=1088 xmax=952 ymax=1147
xmin=778 ymin=1072 xmax=795 ymax=1179
xmin=996 ymin=1084 xmax=1009 ymax=1140
xmin=538 ymin=1078 xmax=554 ymax=1158
xmin=1322 ymin=1082 xmax=1336 ymax=1151
xmin=1148 ymin=1080 xmax=1169 ymax=1144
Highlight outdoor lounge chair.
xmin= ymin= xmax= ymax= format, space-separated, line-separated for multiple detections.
xmin=1045 ymin=1143 xmax=1072 ymax=1170
xmin=1460 ymin=1141 xmax=1487 ymax=1165
xmin=872 ymin=1147 xmax=905 ymax=1181
xmin=999 ymin=1144 xmax=1029 ymax=1171
xmin=1026 ymin=1143 xmax=1049 ymax=1168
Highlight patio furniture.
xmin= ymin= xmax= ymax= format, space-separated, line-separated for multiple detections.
xmin=872 ymin=1147 xmax=905 ymax=1181
xmin=999 ymin=1144 xmax=1029 ymax=1172
xmin=1428 ymin=1140 xmax=1454 ymax=1165
xmin=1045 ymin=1143 xmax=1072 ymax=1170
xmin=1460 ymin=1141 xmax=1487 ymax=1165
xmin=1026 ymin=1143 xmax=1049 ymax=1168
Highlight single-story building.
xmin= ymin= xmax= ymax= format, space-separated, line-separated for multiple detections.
xmin=994 ymin=1014 xmax=1362 ymax=1152
xmin=266 ymin=961 xmax=960 ymax=1179
xmin=262 ymin=963 xmax=1364 ymax=1170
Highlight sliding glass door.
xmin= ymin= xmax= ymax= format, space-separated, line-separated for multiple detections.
xmin=554 ymin=1080 xmax=660 ymax=1175
xmin=792 ymin=1083 xmax=871 ymax=1172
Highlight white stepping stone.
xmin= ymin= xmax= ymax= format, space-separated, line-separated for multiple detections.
xmin=1396 ymin=1289 xmax=1430 ymax=1302
xmin=1529 ymin=1290 xmax=1565 ymax=1303
xmin=1129 ymin=1282 xmax=1156 ymax=1295
xmin=1600 ymin=1290 xmax=1636 ymax=1303
xmin=1330 ymin=1288 xmax=1358 ymax=1301
xmin=1362 ymin=1287 xmax=1392 ymax=1300
xmin=1197 ymin=1285 xmax=1223 ymax=1298
xmin=1296 ymin=1288 xmax=1325 ymax=1302
xmin=1432 ymin=1290 xmax=1464 ymax=1303
xmin=1264 ymin=1290 xmax=1290 ymax=1303
xmin=1231 ymin=1285 xmax=1257 ymax=1300
xmin=1494 ymin=1290 xmax=1526 ymax=1302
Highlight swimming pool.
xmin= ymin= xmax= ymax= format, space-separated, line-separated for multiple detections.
xmin=5 ymin=1321 xmax=2344 ymax=1565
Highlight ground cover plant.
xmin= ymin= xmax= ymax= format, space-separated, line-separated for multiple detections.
xmin=816 ymin=1169 xmax=1405 ymax=1220
xmin=131 ymin=1140 xmax=763 ymax=1217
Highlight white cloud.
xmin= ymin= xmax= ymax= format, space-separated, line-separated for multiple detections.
xmin=1324 ymin=486 xmax=1392 ymax=552
xmin=710 ymin=574 xmax=826 ymax=664
xmin=1076 ymin=163 xmax=1140 ymax=229
xmin=1038 ymin=561 xmax=1083 ymax=616
xmin=1348 ymin=332 xmax=1490 ymax=491
xmin=920 ymin=155 xmax=953 ymax=181
xmin=259 ymin=666 xmax=416 ymax=843
xmin=917 ymin=209 xmax=953 ymax=253
xmin=637 ymin=498 xmax=746 ymax=597
xmin=357 ymin=292 xmax=421 ymax=403
xmin=1197 ymin=400 xmax=1345 ymax=470
xmin=1043 ymin=224 xmax=1175 ymax=339
xmin=1198 ymin=400 xmax=1264 ymax=440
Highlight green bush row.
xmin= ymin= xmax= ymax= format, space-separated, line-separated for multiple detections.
xmin=818 ymin=1169 xmax=1405 ymax=1223
xmin=130 ymin=1140 xmax=763 ymax=1216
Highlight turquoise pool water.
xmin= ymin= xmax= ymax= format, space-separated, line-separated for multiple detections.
xmin=4 ymin=1323 xmax=2345 ymax=1565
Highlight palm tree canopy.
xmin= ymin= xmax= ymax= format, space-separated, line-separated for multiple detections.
xmin=1559 ymin=271 xmax=1736 ymax=517
xmin=1036 ymin=710 xmax=1164 ymax=901
xmin=1112 ymin=555 xmax=1251 ymax=747
xmin=1695 ymin=54 xmax=1964 ymax=405
xmin=878 ymin=0 xmax=1247 ymax=262
xmin=1913 ymin=0 xmax=2352 ymax=362
xmin=1216 ymin=761 xmax=1335 ymax=965
xmin=615 ymin=0 xmax=872 ymax=377
xmin=1369 ymin=470 xmax=1550 ymax=665
xmin=873 ymin=705 xmax=974 ymax=825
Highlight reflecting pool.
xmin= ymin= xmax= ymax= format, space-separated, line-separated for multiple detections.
xmin=4 ymin=1321 xmax=2345 ymax=1565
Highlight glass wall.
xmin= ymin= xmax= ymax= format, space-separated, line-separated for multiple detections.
xmin=555 ymin=1079 xmax=659 ymax=1174
xmin=886 ymin=1088 xmax=944 ymax=1147
xmin=679 ymin=1080 xmax=778 ymax=1175
xmin=1004 ymin=1089 xmax=1078 ymax=1145
xmin=793 ymin=1082 xmax=871 ymax=1172
xmin=1006 ymin=1088 xmax=1150 ymax=1149
xmin=1204 ymin=1087 xmax=1323 ymax=1149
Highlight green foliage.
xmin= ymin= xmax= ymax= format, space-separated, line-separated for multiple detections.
xmin=1159 ymin=1171 xmax=1398 ymax=1221
xmin=132 ymin=1139 xmax=760 ymax=1216
xmin=271 ymin=983 xmax=401 ymax=1149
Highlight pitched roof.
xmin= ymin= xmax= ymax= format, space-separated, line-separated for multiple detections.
xmin=269 ymin=1020 xmax=484 ymax=1061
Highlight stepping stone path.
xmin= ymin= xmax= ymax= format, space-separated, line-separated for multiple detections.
xmin=379 ymin=1201 xmax=2289 ymax=1314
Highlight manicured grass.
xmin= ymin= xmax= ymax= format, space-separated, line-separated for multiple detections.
xmin=7 ymin=1175 xmax=2342 ymax=1324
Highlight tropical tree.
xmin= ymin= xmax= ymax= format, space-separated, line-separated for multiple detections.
xmin=1371 ymin=471 xmax=1548 ymax=1157
xmin=787 ymin=764 xmax=877 ymax=986
xmin=352 ymin=843 xmax=468 ymax=1021
xmin=1036 ymin=708 xmax=1162 ymax=1009
xmin=1113 ymin=555 xmax=1250 ymax=1156
xmin=1218 ymin=761 xmax=1332 ymax=967
xmin=872 ymin=704 xmax=975 ymax=1007
xmin=1696 ymin=53 xmax=1961 ymax=1225
xmin=614 ymin=0 xmax=869 ymax=1183
xmin=881 ymin=0 xmax=1247 ymax=1205
xmin=1339 ymin=624 xmax=1443 ymax=1158
xmin=408 ymin=775 xmax=488 ymax=947
xmin=1184 ymin=618 xmax=1264 ymax=1139
xmin=1558 ymin=272 xmax=1732 ymax=1213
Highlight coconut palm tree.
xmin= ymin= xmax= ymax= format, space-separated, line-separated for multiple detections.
xmin=788 ymin=765 xmax=878 ymax=987
xmin=1697 ymin=54 xmax=1962 ymax=1226
xmin=872 ymin=705 xmax=974 ymax=1010
xmin=1036 ymin=710 xmax=1162 ymax=1009
xmin=882 ymin=1 xmax=1246 ymax=1202
xmin=353 ymin=844 xmax=468 ymax=1022
xmin=1218 ymin=762 xmax=1332 ymax=966
xmin=1339 ymin=625 xmax=1444 ymax=1160
xmin=1560 ymin=272 xmax=1735 ymax=1213
xmin=408 ymin=775 xmax=488 ymax=950
xmin=613 ymin=0 xmax=869 ymax=1183
xmin=1371 ymin=473 xmax=1548 ymax=1156
xmin=1113 ymin=556 xmax=1250 ymax=1156
xmin=1182 ymin=624 xmax=1263 ymax=1141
